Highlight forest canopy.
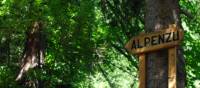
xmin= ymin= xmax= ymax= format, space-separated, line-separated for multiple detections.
xmin=0 ymin=0 xmax=200 ymax=88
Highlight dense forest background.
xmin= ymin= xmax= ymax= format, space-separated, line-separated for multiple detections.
xmin=0 ymin=0 xmax=200 ymax=88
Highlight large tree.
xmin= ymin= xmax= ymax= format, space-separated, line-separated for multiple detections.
xmin=145 ymin=0 xmax=186 ymax=87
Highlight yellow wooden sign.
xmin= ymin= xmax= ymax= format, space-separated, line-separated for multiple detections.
xmin=125 ymin=25 xmax=183 ymax=88
xmin=125 ymin=26 xmax=183 ymax=54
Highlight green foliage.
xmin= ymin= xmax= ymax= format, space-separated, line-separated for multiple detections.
xmin=0 ymin=0 xmax=200 ymax=87
xmin=180 ymin=0 xmax=200 ymax=87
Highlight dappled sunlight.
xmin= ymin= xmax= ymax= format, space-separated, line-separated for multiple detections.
xmin=0 ymin=0 xmax=199 ymax=87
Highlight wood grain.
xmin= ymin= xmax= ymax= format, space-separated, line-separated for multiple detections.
xmin=168 ymin=47 xmax=177 ymax=88
xmin=139 ymin=54 xmax=146 ymax=88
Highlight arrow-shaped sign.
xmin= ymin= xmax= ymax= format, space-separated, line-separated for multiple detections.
xmin=125 ymin=25 xmax=184 ymax=54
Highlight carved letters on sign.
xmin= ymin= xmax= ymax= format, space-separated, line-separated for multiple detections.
xmin=131 ymin=31 xmax=179 ymax=49
xmin=125 ymin=26 xmax=183 ymax=54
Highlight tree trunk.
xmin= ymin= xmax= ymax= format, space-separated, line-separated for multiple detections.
xmin=16 ymin=21 xmax=45 ymax=81
xmin=145 ymin=0 xmax=186 ymax=88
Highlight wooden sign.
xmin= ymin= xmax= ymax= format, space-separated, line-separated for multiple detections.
xmin=125 ymin=26 xmax=183 ymax=54
xmin=125 ymin=25 xmax=183 ymax=88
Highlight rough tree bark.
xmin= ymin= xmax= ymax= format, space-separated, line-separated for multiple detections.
xmin=16 ymin=21 xmax=45 ymax=81
xmin=145 ymin=0 xmax=186 ymax=88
